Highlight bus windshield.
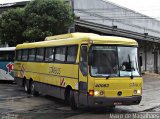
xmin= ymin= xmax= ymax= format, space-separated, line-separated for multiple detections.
xmin=118 ymin=46 xmax=140 ymax=77
xmin=90 ymin=45 xmax=140 ymax=77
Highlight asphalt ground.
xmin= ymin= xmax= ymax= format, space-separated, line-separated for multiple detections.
xmin=0 ymin=73 xmax=160 ymax=119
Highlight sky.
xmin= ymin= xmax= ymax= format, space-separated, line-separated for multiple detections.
xmin=106 ymin=0 xmax=160 ymax=20
xmin=1 ymin=0 xmax=160 ymax=20
xmin=0 ymin=0 xmax=30 ymax=4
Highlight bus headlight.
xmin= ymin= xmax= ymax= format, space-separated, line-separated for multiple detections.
xmin=94 ymin=91 xmax=99 ymax=96
xmin=133 ymin=90 xmax=141 ymax=94
xmin=94 ymin=91 xmax=104 ymax=96
xmin=137 ymin=90 xmax=141 ymax=94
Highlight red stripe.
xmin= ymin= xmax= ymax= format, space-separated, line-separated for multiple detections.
xmin=61 ymin=79 xmax=64 ymax=86
xmin=20 ymin=71 xmax=23 ymax=77
xmin=21 ymin=65 xmax=25 ymax=71
xmin=20 ymin=65 xmax=25 ymax=77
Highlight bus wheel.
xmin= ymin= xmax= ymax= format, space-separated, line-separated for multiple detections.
xmin=31 ymin=82 xmax=39 ymax=96
xmin=64 ymin=89 xmax=70 ymax=105
xmin=24 ymin=80 xmax=30 ymax=93
xmin=108 ymin=105 xmax=115 ymax=111
xmin=69 ymin=90 xmax=78 ymax=110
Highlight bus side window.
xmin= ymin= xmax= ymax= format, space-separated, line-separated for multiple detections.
xmin=17 ymin=50 xmax=22 ymax=61
xmin=28 ymin=49 xmax=36 ymax=61
xmin=80 ymin=45 xmax=88 ymax=76
xmin=36 ymin=48 xmax=44 ymax=61
xmin=45 ymin=47 xmax=54 ymax=62
xmin=8 ymin=51 xmax=14 ymax=61
xmin=0 ymin=53 xmax=7 ymax=61
xmin=55 ymin=46 xmax=66 ymax=62
xmin=0 ymin=51 xmax=14 ymax=61
xmin=22 ymin=49 xmax=28 ymax=61
xmin=15 ymin=51 xmax=17 ymax=60
xmin=67 ymin=45 xmax=78 ymax=63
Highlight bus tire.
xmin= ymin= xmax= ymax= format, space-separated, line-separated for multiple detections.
xmin=108 ymin=105 xmax=115 ymax=111
xmin=64 ymin=88 xmax=70 ymax=105
xmin=110 ymin=105 xmax=115 ymax=109
xmin=24 ymin=80 xmax=30 ymax=93
xmin=69 ymin=90 xmax=78 ymax=110
xmin=31 ymin=82 xmax=39 ymax=96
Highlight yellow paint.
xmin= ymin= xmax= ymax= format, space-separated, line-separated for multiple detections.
xmin=15 ymin=32 xmax=142 ymax=99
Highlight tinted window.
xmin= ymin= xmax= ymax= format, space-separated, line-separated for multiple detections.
xmin=17 ymin=50 xmax=22 ymax=60
xmin=28 ymin=49 xmax=36 ymax=61
xmin=22 ymin=49 xmax=28 ymax=61
xmin=45 ymin=47 xmax=55 ymax=62
xmin=0 ymin=51 xmax=14 ymax=61
xmin=118 ymin=47 xmax=140 ymax=76
xmin=36 ymin=48 xmax=44 ymax=61
xmin=90 ymin=46 xmax=118 ymax=76
xmin=67 ymin=45 xmax=78 ymax=63
xmin=55 ymin=47 xmax=66 ymax=62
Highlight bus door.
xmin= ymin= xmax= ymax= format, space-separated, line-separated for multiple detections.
xmin=78 ymin=45 xmax=88 ymax=105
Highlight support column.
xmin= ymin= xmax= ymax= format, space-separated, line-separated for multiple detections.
xmin=153 ymin=44 xmax=158 ymax=73
xmin=144 ymin=44 xmax=147 ymax=71
xmin=154 ymin=51 xmax=158 ymax=73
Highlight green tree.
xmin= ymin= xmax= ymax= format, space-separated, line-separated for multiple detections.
xmin=23 ymin=0 xmax=74 ymax=42
xmin=0 ymin=0 xmax=74 ymax=46
xmin=0 ymin=8 xmax=26 ymax=46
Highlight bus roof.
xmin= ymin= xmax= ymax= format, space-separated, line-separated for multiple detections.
xmin=16 ymin=33 xmax=138 ymax=49
xmin=45 ymin=32 xmax=99 ymax=40
xmin=0 ymin=47 xmax=16 ymax=51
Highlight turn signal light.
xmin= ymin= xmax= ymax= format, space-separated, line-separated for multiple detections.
xmin=89 ymin=90 xmax=94 ymax=96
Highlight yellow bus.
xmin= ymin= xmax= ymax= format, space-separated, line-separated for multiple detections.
xmin=14 ymin=33 xmax=142 ymax=109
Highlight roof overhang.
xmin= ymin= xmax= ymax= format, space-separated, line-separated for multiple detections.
xmin=75 ymin=19 xmax=160 ymax=43
xmin=0 ymin=1 xmax=29 ymax=9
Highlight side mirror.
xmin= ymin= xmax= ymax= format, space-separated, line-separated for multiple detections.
xmin=88 ymin=52 xmax=93 ymax=65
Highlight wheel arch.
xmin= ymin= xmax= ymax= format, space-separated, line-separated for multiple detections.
xmin=64 ymin=85 xmax=72 ymax=103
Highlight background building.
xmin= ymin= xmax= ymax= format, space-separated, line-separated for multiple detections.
xmin=73 ymin=0 xmax=160 ymax=73
xmin=1 ymin=0 xmax=160 ymax=73
xmin=0 ymin=1 xmax=29 ymax=47
xmin=0 ymin=1 xmax=28 ymax=14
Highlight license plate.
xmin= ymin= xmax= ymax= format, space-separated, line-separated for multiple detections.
xmin=114 ymin=102 xmax=122 ymax=105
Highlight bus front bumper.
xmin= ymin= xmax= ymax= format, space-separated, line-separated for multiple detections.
xmin=87 ymin=95 xmax=142 ymax=107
